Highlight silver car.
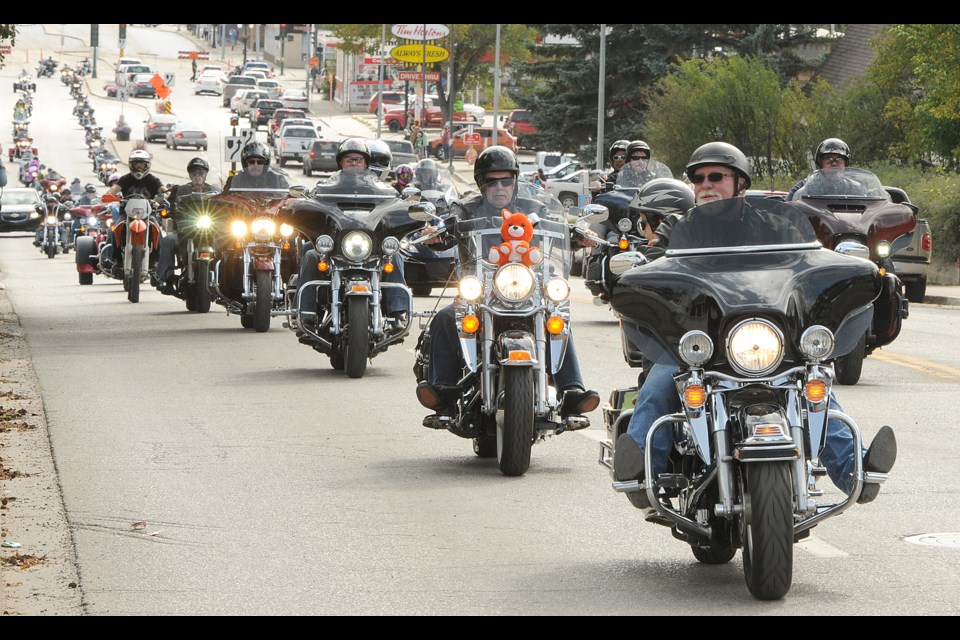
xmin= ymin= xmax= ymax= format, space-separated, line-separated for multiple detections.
xmin=165 ymin=122 xmax=208 ymax=151
xmin=281 ymin=88 xmax=309 ymax=112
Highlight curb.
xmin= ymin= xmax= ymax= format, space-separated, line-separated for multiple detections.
xmin=922 ymin=295 xmax=960 ymax=306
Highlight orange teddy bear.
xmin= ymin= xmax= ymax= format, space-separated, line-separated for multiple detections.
xmin=488 ymin=208 xmax=542 ymax=266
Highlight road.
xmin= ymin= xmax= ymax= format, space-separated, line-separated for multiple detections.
xmin=1 ymin=24 xmax=959 ymax=616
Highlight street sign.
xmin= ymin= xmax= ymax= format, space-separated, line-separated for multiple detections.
xmin=0 ymin=45 xmax=11 ymax=55
xmin=117 ymin=87 xmax=129 ymax=102
xmin=163 ymin=73 xmax=175 ymax=88
xmin=398 ymin=71 xmax=440 ymax=82
xmin=464 ymin=133 xmax=481 ymax=146
xmin=391 ymin=24 xmax=450 ymax=41
xmin=238 ymin=128 xmax=255 ymax=147
xmin=119 ymin=39 xmax=126 ymax=51
xmin=390 ymin=44 xmax=449 ymax=65
xmin=225 ymin=136 xmax=243 ymax=163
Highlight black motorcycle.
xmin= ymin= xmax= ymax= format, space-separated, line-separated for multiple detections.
xmin=599 ymin=197 xmax=900 ymax=600
xmin=157 ymin=190 xmax=223 ymax=313
xmin=283 ymin=171 xmax=418 ymax=378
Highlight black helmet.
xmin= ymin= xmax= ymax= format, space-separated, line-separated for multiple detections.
xmin=626 ymin=140 xmax=651 ymax=159
xmin=685 ymin=141 xmax=752 ymax=191
xmin=629 ymin=178 xmax=695 ymax=226
xmin=240 ymin=142 xmax=271 ymax=168
xmin=473 ymin=145 xmax=518 ymax=187
xmin=416 ymin=158 xmax=439 ymax=184
xmin=609 ymin=139 xmax=630 ymax=161
xmin=336 ymin=138 xmax=371 ymax=167
xmin=365 ymin=139 xmax=392 ymax=168
xmin=187 ymin=157 xmax=210 ymax=173
xmin=815 ymin=138 xmax=851 ymax=167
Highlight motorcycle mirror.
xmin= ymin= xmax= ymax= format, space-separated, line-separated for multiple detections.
xmin=608 ymin=251 xmax=649 ymax=276
xmin=402 ymin=185 xmax=422 ymax=200
xmin=579 ymin=204 xmax=609 ymax=223
xmin=287 ymin=185 xmax=309 ymax=199
xmin=408 ymin=201 xmax=437 ymax=222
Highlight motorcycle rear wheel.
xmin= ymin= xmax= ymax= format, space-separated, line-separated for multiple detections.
xmin=497 ymin=367 xmax=534 ymax=476
xmin=253 ymin=269 xmax=272 ymax=332
xmin=344 ymin=297 xmax=369 ymax=379
xmin=128 ymin=245 xmax=143 ymax=303
xmin=834 ymin=332 xmax=865 ymax=385
xmin=741 ymin=461 xmax=794 ymax=600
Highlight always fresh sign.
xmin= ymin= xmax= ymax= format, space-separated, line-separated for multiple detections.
xmin=389 ymin=44 xmax=449 ymax=64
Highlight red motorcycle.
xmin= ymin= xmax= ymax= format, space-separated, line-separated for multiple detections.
xmin=8 ymin=136 xmax=38 ymax=162
xmin=73 ymin=202 xmax=114 ymax=285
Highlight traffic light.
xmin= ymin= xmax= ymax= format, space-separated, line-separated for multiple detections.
xmin=119 ymin=23 xmax=126 ymax=41
xmin=275 ymin=24 xmax=286 ymax=41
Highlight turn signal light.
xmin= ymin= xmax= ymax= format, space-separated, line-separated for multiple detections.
xmin=878 ymin=267 xmax=886 ymax=276
xmin=618 ymin=238 xmax=629 ymax=250
xmin=461 ymin=314 xmax=480 ymax=334
xmin=351 ymin=284 xmax=370 ymax=293
xmin=383 ymin=262 xmax=395 ymax=274
xmin=683 ymin=384 xmax=706 ymax=408
xmin=317 ymin=261 xmax=329 ymax=272
xmin=546 ymin=316 xmax=565 ymax=335
xmin=804 ymin=379 xmax=827 ymax=403
xmin=508 ymin=350 xmax=533 ymax=361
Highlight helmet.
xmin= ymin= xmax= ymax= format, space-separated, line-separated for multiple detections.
xmin=365 ymin=139 xmax=392 ymax=168
xmin=629 ymin=178 xmax=695 ymax=226
xmin=85 ymin=183 xmax=97 ymax=193
xmin=107 ymin=172 xmax=121 ymax=186
xmin=240 ymin=142 xmax=271 ymax=168
xmin=472 ymin=145 xmax=519 ymax=187
xmin=609 ymin=139 xmax=630 ymax=161
xmin=396 ymin=164 xmax=414 ymax=182
xmin=815 ymin=138 xmax=851 ymax=167
xmin=128 ymin=149 xmax=151 ymax=179
xmin=685 ymin=141 xmax=752 ymax=191
xmin=416 ymin=158 xmax=440 ymax=185
xmin=187 ymin=157 xmax=210 ymax=173
xmin=45 ymin=194 xmax=59 ymax=204
xmin=335 ymin=138 xmax=371 ymax=168
xmin=626 ymin=140 xmax=651 ymax=159
xmin=60 ymin=188 xmax=72 ymax=199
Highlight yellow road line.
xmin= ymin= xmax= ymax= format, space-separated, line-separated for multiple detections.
xmin=871 ymin=351 xmax=960 ymax=381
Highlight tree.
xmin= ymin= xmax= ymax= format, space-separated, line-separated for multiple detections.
xmin=0 ymin=24 xmax=17 ymax=68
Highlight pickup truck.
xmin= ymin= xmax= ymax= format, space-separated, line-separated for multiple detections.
xmin=885 ymin=187 xmax=932 ymax=303
xmin=543 ymin=168 xmax=604 ymax=209
xmin=273 ymin=125 xmax=318 ymax=167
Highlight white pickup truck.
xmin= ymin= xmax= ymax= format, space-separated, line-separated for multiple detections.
xmin=273 ymin=125 xmax=319 ymax=167
xmin=888 ymin=186 xmax=933 ymax=303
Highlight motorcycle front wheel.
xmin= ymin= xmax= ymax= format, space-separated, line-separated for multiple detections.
xmin=253 ymin=270 xmax=272 ymax=332
xmin=128 ymin=245 xmax=142 ymax=303
xmin=194 ymin=261 xmax=211 ymax=313
xmin=740 ymin=461 xmax=794 ymax=600
xmin=344 ymin=296 xmax=369 ymax=379
xmin=497 ymin=366 xmax=535 ymax=476
xmin=45 ymin=242 xmax=56 ymax=259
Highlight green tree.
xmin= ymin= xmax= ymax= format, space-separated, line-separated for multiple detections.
xmin=0 ymin=24 xmax=17 ymax=68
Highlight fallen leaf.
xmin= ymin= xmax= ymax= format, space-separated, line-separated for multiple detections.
xmin=144 ymin=530 xmax=162 ymax=537
xmin=131 ymin=521 xmax=147 ymax=529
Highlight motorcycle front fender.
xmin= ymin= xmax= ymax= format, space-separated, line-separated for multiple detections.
xmin=253 ymin=256 xmax=274 ymax=271
xmin=497 ymin=330 xmax=538 ymax=366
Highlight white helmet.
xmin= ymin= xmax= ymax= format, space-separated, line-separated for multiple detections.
xmin=128 ymin=149 xmax=152 ymax=180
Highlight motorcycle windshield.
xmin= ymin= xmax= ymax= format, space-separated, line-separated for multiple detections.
xmin=615 ymin=159 xmax=673 ymax=189
xmin=416 ymin=166 xmax=459 ymax=205
xmin=312 ymin=169 xmax=399 ymax=200
xmin=454 ymin=215 xmax=572 ymax=279
xmin=517 ymin=179 xmax=567 ymax=223
xmin=793 ymin=167 xmax=888 ymax=200
xmin=611 ymin=197 xmax=882 ymax=367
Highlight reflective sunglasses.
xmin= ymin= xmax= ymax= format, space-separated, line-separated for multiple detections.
xmin=611 ymin=154 xmax=626 ymax=160
xmin=482 ymin=176 xmax=516 ymax=188
xmin=245 ymin=158 xmax=266 ymax=166
xmin=690 ymin=171 xmax=734 ymax=184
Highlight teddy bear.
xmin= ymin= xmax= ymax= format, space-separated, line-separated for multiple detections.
xmin=488 ymin=208 xmax=542 ymax=266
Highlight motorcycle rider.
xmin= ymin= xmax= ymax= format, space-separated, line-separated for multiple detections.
xmin=78 ymin=183 xmax=99 ymax=206
xmin=393 ymin=163 xmax=414 ymax=195
xmin=155 ymin=157 xmax=219 ymax=294
xmin=786 ymin=138 xmax=869 ymax=199
xmin=223 ymin=142 xmax=290 ymax=191
xmin=365 ymin=138 xmax=393 ymax=181
xmin=615 ymin=140 xmax=661 ymax=188
xmin=415 ymin=145 xmax=600 ymax=422
xmin=34 ymin=193 xmax=66 ymax=247
xmin=613 ymin=141 xmax=898 ymax=507
xmin=602 ymin=139 xmax=630 ymax=188
xmin=295 ymin=138 xmax=410 ymax=325
xmin=629 ymin=177 xmax=695 ymax=248
xmin=413 ymin=158 xmax=442 ymax=191
xmin=102 ymin=150 xmax=165 ymax=270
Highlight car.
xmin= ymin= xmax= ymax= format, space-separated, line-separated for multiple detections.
xmin=274 ymin=125 xmax=319 ymax=167
xmin=0 ymin=187 xmax=44 ymax=232
xmin=230 ymin=88 xmax=255 ymax=113
xmin=462 ymin=103 xmax=485 ymax=123
xmin=249 ymin=99 xmax=284 ymax=129
xmin=117 ymin=64 xmax=152 ymax=84
xmin=256 ymin=78 xmax=283 ymax=100
xmin=244 ymin=70 xmax=268 ymax=82
xmin=883 ymin=186 xmax=932 ymax=303
xmin=103 ymin=81 xmax=120 ymax=98
xmin=267 ymin=109 xmax=307 ymax=143
xmin=165 ymin=122 xmax=208 ymax=151
xmin=505 ymin=109 xmax=535 ymax=146
xmin=129 ymin=73 xmax=158 ymax=98
xmin=236 ymin=90 xmax=270 ymax=116
xmin=241 ymin=60 xmax=272 ymax=78
xmin=281 ymin=88 xmax=309 ymax=111
xmin=222 ymin=75 xmax=258 ymax=107
xmin=384 ymin=139 xmax=417 ymax=170
xmin=426 ymin=125 xmax=518 ymax=160
xmin=200 ymin=64 xmax=226 ymax=77
xmin=194 ymin=73 xmax=225 ymax=96
xmin=117 ymin=56 xmax=142 ymax=68
xmin=301 ymin=138 xmax=342 ymax=176
xmin=542 ymin=169 xmax=601 ymax=209
xmin=143 ymin=114 xmax=178 ymax=143
xmin=368 ymin=91 xmax=409 ymax=114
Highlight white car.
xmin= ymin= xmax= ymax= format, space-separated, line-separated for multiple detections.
xmin=256 ymin=79 xmax=284 ymax=100
xmin=194 ymin=73 xmax=224 ymax=96
xmin=236 ymin=90 xmax=270 ymax=116
xmin=273 ymin=125 xmax=319 ymax=167
xmin=281 ymin=88 xmax=309 ymax=112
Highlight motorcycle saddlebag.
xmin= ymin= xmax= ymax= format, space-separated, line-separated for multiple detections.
xmin=413 ymin=328 xmax=431 ymax=382
xmin=872 ymin=273 xmax=907 ymax=349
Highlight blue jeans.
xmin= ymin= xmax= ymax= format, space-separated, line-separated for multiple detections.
xmin=296 ymin=249 xmax=408 ymax=316
xmin=626 ymin=363 xmax=863 ymax=494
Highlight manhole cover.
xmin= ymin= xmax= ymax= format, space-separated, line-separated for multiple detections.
xmin=904 ymin=533 xmax=960 ymax=549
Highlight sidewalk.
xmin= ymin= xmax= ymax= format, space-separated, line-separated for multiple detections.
xmin=923 ymin=285 xmax=960 ymax=306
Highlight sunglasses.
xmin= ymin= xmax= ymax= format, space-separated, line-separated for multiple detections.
xmin=630 ymin=155 xmax=649 ymax=161
xmin=131 ymin=162 xmax=149 ymax=171
xmin=246 ymin=159 xmax=266 ymax=166
xmin=690 ymin=171 xmax=734 ymax=184
xmin=611 ymin=154 xmax=626 ymax=160
xmin=821 ymin=156 xmax=845 ymax=166
xmin=341 ymin=156 xmax=366 ymax=165
xmin=482 ymin=176 xmax=516 ymax=189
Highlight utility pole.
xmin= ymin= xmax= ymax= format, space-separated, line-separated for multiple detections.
xmin=377 ymin=23 xmax=386 ymax=139
xmin=596 ymin=25 xmax=606 ymax=172
xmin=492 ymin=24 xmax=501 ymax=147
xmin=280 ymin=24 xmax=287 ymax=75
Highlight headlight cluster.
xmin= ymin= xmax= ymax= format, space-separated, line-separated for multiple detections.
xmin=251 ymin=217 xmax=276 ymax=241
xmin=196 ymin=215 xmax=212 ymax=229
xmin=726 ymin=319 xmax=783 ymax=375
xmin=63 ymin=213 xmax=72 ymax=221
xmin=231 ymin=220 xmax=247 ymax=237
xmin=315 ymin=235 xmax=335 ymax=254
xmin=493 ymin=264 xmax=535 ymax=302
xmin=679 ymin=331 xmax=714 ymax=367
xmin=382 ymin=237 xmax=400 ymax=256
xmin=86 ymin=216 xmax=98 ymax=226
xmin=45 ymin=215 xmax=57 ymax=225
xmin=800 ymin=325 xmax=834 ymax=361
xmin=545 ymin=278 xmax=570 ymax=303
xmin=342 ymin=231 xmax=372 ymax=262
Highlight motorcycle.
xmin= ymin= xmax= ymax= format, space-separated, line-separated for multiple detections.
xmin=40 ymin=176 xmax=67 ymax=197
xmin=283 ymin=171 xmax=419 ymax=378
xmin=782 ymin=167 xmax=912 ymax=385
xmin=407 ymin=202 xmax=607 ymax=476
xmin=75 ymin=202 xmax=119 ymax=285
xmin=77 ymin=106 xmax=95 ymax=128
xmin=76 ymin=58 xmax=92 ymax=77
xmin=94 ymin=153 xmax=120 ymax=183
xmin=9 ymin=136 xmax=38 ymax=162
xmin=598 ymin=196 xmax=898 ymax=600
xmin=582 ymin=185 xmax=645 ymax=305
xmin=204 ymin=186 xmax=303 ymax=330
xmin=38 ymin=205 xmax=72 ymax=259
xmin=12 ymin=119 xmax=30 ymax=138
xmin=398 ymin=165 xmax=460 ymax=297
xmin=156 ymin=190 xmax=223 ymax=313
xmin=13 ymin=72 xmax=36 ymax=93
xmin=36 ymin=60 xmax=58 ymax=78
xmin=102 ymin=196 xmax=165 ymax=303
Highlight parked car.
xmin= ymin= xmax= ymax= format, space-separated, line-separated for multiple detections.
xmin=462 ymin=103 xmax=485 ymax=123
xmin=281 ymin=88 xmax=309 ymax=111
xmin=249 ymin=99 xmax=284 ymax=129
xmin=504 ymin=108 xmax=535 ymax=146
xmin=267 ymin=109 xmax=307 ymax=144
xmin=222 ymin=75 xmax=258 ymax=107
xmin=384 ymin=139 xmax=417 ymax=170
xmin=274 ymin=125 xmax=319 ymax=167
xmin=368 ymin=91 xmax=409 ymax=114
xmin=426 ymin=125 xmax=518 ymax=159
xmin=0 ymin=187 xmax=44 ymax=232
xmin=256 ymin=78 xmax=283 ymax=100
xmin=129 ymin=73 xmax=158 ymax=98
xmin=302 ymin=138 xmax=342 ymax=176
xmin=165 ymin=122 xmax=208 ymax=151
xmin=194 ymin=73 xmax=225 ymax=96
xmin=143 ymin=114 xmax=178 ymax=143
xmin=542 ymin=169 xmax=602 ymax=209
xmin=236 ymin=89 xmax=270 ymax=116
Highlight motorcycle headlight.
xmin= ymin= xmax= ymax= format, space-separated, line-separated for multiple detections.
xmin=382 ymin=236 xmax=400 ymax=256
xmin=800 ymin=325 xmax=834 ymax=361
xmin=679 ymin=330 xmax=714 ymax=367
xmin=545 ymin=277 xmax=570 ymax=302
xmin=342 ymin=231 xmax=372 ymax=262
xmin=30 ymin=212 xmax=40 ymax=219
xmin=251 ymin=217 xmax=276 ymax=240
xmin=875 ymin=241 xmax=892 ymax=258
xmin=493 ymin=263 xmax=535 ymax=302
xmin=196 ymin=215 xmax=212 ymax=229
xmin=458 ymin=275 xmax=483 ymax=302
xmin=726 ymin=319 xmax=784 ymax=376
xmin=63 ymin=213 xmax=72 ymax=221
xmin=231 ymin=220 xmax=247 ymax=237
xmin=617 ymin=218 xmax=633 ymax=232
xmin=315 ymin=234 xmax=334 ymax=254
xmin=86 ymin=216 xmax=97 ymax=226
xmin=45 ymin=215 xmax=57 ymax=225
xmin=280 ymin=223 xmax=294 ymax=238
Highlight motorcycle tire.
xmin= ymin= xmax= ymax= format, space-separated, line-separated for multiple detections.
xmin=497 ymin=366 xmax=535 ymax=476
xmin=185 ymin=287 xmax=197 ymax=312
xmin=344 ymin=296 xmax=369 ymax=379
xmin=254 ymin=269 xmax=272 ymax=332
xmin=740 ymin=461 xmax=794 ymax=601
xmin=78 ymin=272 xmax=93 ymax=285
xmin=240 ymin=313 xmax=255 ymax=329
xmin=411 ymin=285 xmax=432 ymax=297
xmin=833 ymin=332 xmax=865 ymax=386
xmin=45 ymin=242 xmax=56 ymax=259
xmin=194 ymin=261 xmax=212 ymax=314
xmin=128 ymin=245 xmax=143 ymax=303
